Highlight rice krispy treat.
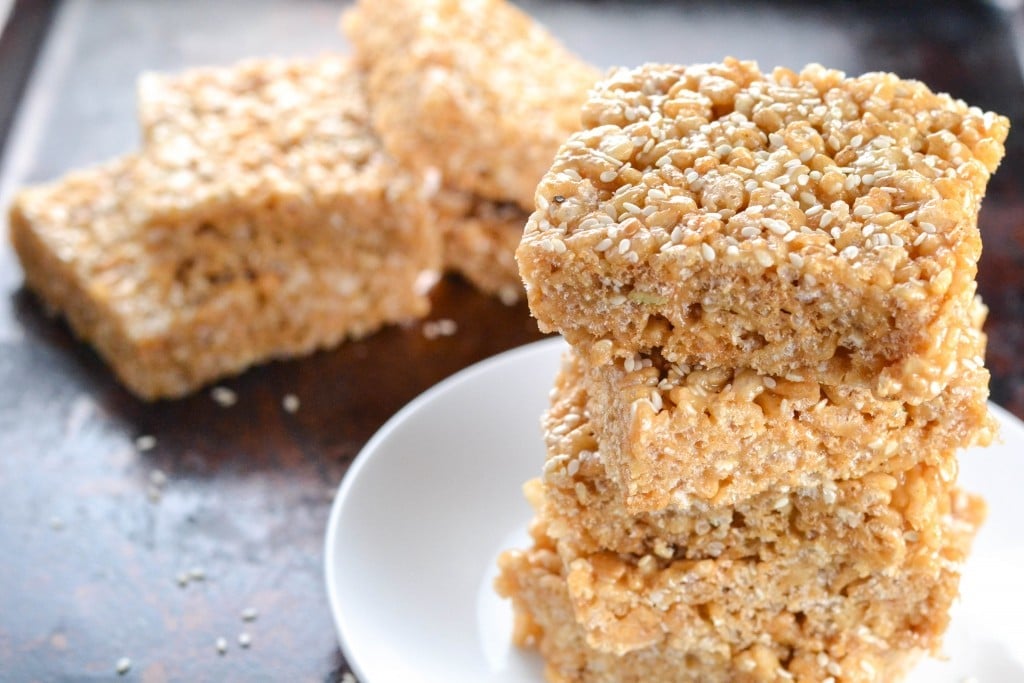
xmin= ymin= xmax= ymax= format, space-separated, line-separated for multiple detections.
xmin=430 ymin=181 xmax=529 ymax=303
xmin=517 ymin=59 xmax=1009 ymax=377
xmin=11 ymin=58 xmax=439 ymax=399
xmin=565 ymin=301 xmax=994 ymax=510
xmin=558 ymin=482 xmax=982 ymax=662
xmin=538 ymin=355 xmax=985 ymax=560
xmin=496 ymin=515 xmax=942 ymax=683
xmin=342 ymin=0 xmax=601 ymax=209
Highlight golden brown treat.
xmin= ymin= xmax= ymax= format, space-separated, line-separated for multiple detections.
xmin=342 ymin=0 xmax=601 ymax=209
xmin=539 ymin=354 xmax=987 ymax=557
xmin=12 ymin=58 xmax=440 ymax=399
xmin=431 ymin=181 xmax=529 ymax=303
xmin=496 ymin=512 xmax=968 ymax=682
xmin=517 ymin=59 xmax=1009 ymax=377
xmin=555 ymin=301 xmax=995 ymax=510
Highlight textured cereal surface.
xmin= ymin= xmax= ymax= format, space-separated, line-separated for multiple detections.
xmin=539 ymin=351 xmax=986 ymax=557
xmin=496 ymin=514 xmax=953 ymax=683
xmin=567 ymin=299 xmax=994 ymax=509
xmin=11 ymin=57 xmax=439 ymax=399
xmin=342 ymin=0 xmax=601 ymax=209
xmin=518 ymin=59 xmax=1009 ymax=375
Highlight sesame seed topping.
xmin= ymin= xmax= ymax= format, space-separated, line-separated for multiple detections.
xmin=594 ymin=237 xmax=613 ymax=252
xmin=282 ymin=394 xmax=300 ymax=413
xmin=840 ymin=245 xmax=860 ymax=260
xmin=135 ymin=435 xmax=157 ymax=452
xmin=700 ymin=243 xmax=716 ymax=262
xmin=238 ymin=632 xmax=252 ymax=648
xmin=211 ymin=386 xmax=237 ymax=407
xmin=241 ymin=606 xmax=259 ymax=621
xmin=599 ymin=170 xmax=617 ymax=183
xmin=216 ymin=637 xmax=228 ymax=655
xmin=116 ymin=657 xmax=132 ymax=675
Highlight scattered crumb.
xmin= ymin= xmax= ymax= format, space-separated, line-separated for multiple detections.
xmin=211 ymin=386 xmax=238 ymax=407
xmin=498 ymin=286 xmax=520 ymax=306
xmin=49 ymin=516 xmax=64 ymax=531
xmin=282 ymin=393 xmax=300 ymax=413
xmin=65 ymin=394 xmax=96 ymax=438
xmin=238 ymin=632 xmax=252 ymax=648
xmin=189 ymin=567 xmax=206 ymax=581
xmin=135 ymin=435 xmax=157 ymax=452
xmin=215 ymin=637 xmax=228 ymax=655
xmin=422 ymin=318 xmax=457 ymax=339
xmin=175 ymin=572 xmax=190 ymax=588
xmin=149 ymin=469 xmax=167 ymax=487
xmin=240 ymin=606 xmax=259 ymax=622
xmin=116 ymin=657 xmax=132 ymax=675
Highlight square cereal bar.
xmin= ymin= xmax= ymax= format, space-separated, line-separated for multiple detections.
xmin=537 ymin=352 xmax=985 ymax=559
xmin=496 ymin=512 xmax=961 ymax=683
xmin=563 ymin=299 xmax=994 ymax=510
xmin=11 ymin=57 xmax=440 ymax=399
xmin=342 ymin=0 xmax=601 ymax=209
xmin=518 ymin=60 xmax=1009 ymax=377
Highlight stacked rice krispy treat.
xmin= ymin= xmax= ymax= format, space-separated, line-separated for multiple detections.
xmin=499 ymin=59 xmax=1008 ymax=682
xmin=343 ymin=0 xmax=600 ymax=301
xmin=11 ymin=57 xmax=440 ymax=399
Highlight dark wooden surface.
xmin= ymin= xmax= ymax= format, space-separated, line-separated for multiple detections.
xmin=0 ymin=1 xmax=1021 ymax=682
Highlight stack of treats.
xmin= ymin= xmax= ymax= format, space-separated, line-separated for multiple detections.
xmin=498 ymin=60 xmax=1009 ymax=682
xmin=9 ymin=0 xmax=598 ymax=399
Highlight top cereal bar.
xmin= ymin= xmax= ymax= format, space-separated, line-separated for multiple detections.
xmin=518 ymin=59 xmax=1008 ymax=376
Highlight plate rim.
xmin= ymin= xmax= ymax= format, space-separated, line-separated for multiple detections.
xmin=323 ymin=337 xmax=565 ymax=680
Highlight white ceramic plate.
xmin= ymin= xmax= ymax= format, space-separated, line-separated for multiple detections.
xmin=325 ymin=338 xmax=1024 ymax=683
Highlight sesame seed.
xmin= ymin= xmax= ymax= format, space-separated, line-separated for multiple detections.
xmin=774 ymin=497 xmax=790 ymax=510
xmin=116 ymin=657 xmax=132 ymax=675
xmin=599 ymin=170 xmax=617 ymax=183
xmin=211 ymin=386 xmax=237 ymax=407
xmin=726 ymin=245 xmax=739 ymax=256
xmin=149 ymin=469 xmax=167 ymax=488
xmin=754 ymin=250 xmax=773 ymax=268
xmin=765 ymin=219 xmax=789 ymax=236
xmin=423 ymin=319 xmax=457 ymax=339
xmin=841 ymin=245 xmax=860 ymax=260
xmin=216 ymin=637 xmax=228 ymax=655
xmin=241 ymin=606 xmax=259 ymax=622
xmin=618 ymin=238 xmax=631 ymax=254
xmin=819 ymin=211 xmax=835 ymax=229
xmin=701 ymin=243 xmax=716 ymax=262
xmin=238 ymin=632 xmax=252 ymax=648
xmin=135 ymin=435 xmax=157 ymax=452
xmin=282 ymin=394 xmax=300 ymax=413
xmin=852 ymin=205 xmax=873 ymax=218
xmin=768 ymin=132 xmax=785 ymax=148
xmin=594 ymin=237 xmax=613 ymax=252
xmin=741 ymin=226 xmax=760 ymax=239
xmin=799 ymin=148 xmax=815 ymax=162
xmin=920 ymin=221 xmax=937 ymax=234
xmin=850 ymin=134 xmax=864 ymax=147
xmin=789 ymin=253 xmax=805 ymax=268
